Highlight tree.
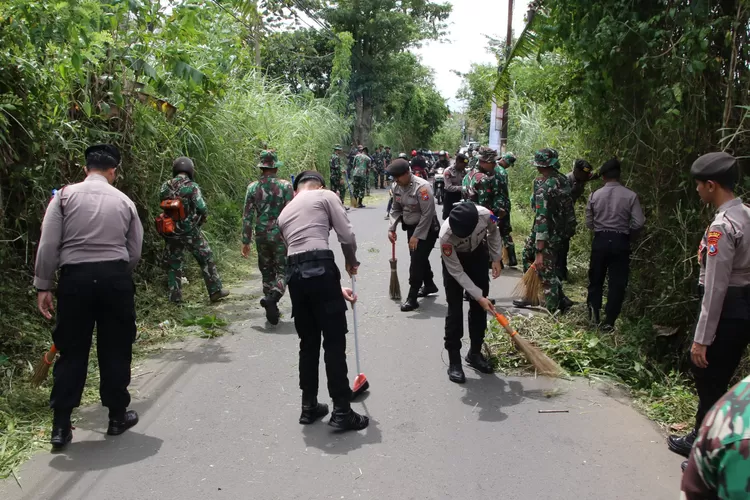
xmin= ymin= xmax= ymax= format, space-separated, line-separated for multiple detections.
xmin=319 ymin=0 xmax=451 ymax=144
xmin=454 ymin=63 xmax=496 ymax=141
xmin=262 ymin=29 xmax=334 ymax=96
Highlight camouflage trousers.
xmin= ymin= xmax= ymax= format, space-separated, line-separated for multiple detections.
xmin=365 ymin=169 xmax=371 ymax=196
xmin=256 ymin=231 xmax=287 ymax=297
xmin=164 ymin=232 xmax=222 ymax=300
xmin=352 ymin=175 xmax=366 ymax=200
xmin=522 ymin=235 xmax=561 ymax=311
xmin=330 ymin=173 xmax=346 ymax=203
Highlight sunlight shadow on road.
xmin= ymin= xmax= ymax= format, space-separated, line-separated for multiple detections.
xmin=301 ymin=401 xmax=383 ymax=455
xmin=47 ymin=432 xmax=163 ymax=473
xmin=459 ymin=376 xmax=526 ymax=423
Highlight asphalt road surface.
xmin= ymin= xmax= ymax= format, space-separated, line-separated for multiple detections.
xmin=2 ymin=195 xmax=683 ymax=500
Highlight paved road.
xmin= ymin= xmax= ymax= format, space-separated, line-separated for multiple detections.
xmin=2 ymin=196 xmax=683 ymax=499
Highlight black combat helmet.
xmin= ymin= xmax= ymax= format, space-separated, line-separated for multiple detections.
xmin=173 ymin=157 xmax=195 ymax=179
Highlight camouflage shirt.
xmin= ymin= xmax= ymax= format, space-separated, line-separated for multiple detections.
xmin=242 ymin=174 xmax=294 ymax=244
xmin=532 ymin=172 xmax=576 ymax=244
xmin=330 ymin=154 xmax=343 ymax=178
xmin=372 ymin=151 xmax=383 ymax=172
xmin=462 ymin=169 xmax=506 ymax=215
xmin=160 ymin=173 xmax=208 ymax=235
xmin=682 ymin=374 xmax=750 ymax=499
xmin=382 ymin=151 xmax=392 ymax=167
xmin=494 ymin=164 xmax=511 ymax=213
xmin=353 ymin=152 xmax=370 ymax=178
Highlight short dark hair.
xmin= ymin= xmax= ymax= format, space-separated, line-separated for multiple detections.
xmin=85 ymin=144 xmax=120 ymax=170
xmin=700 ymin=165 xmax=738 ymax=191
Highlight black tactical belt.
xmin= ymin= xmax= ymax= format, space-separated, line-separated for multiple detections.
xmin=60 ymin=260 xmax=128 ymax=275
xmin=287 ymin=249 xmax=334 ymax=265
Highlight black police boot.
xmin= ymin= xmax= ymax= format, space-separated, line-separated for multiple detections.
xmin=558 ymin=296 xmax=574 ymax=314
xmin=447 ymin=350 xmax=465 ymax=384
xmin=465 ymin=350 xmax=493 ymax=374
xmin=260 ymin=292 xmax=281 ymax=325
xmin=400 ymin=296 xmax=419 ymax=312
xmin=587 ymin=304 xmax=601 ymax=325
xmin=417 ymin=283 xmax=439 ymax=297
xmin=681 ymin=460 xmax=688 ymax=473
xmin=667 ymin=429 xmax=697 ymax=458
xmin=328 ymin=404 xmax=369 ymax=431
xmin=358 ymin=198 xmax=366 ymax=208
xmin=513 ymin=299 xmax=532 ymax=308
xmin=50 ymin=426 xmax=73 ymax=450
xmin=169 ymin=290 xmax=183 ymax=304
xmin=210 ymin=289 xmax=230 ymax=303
xmin=299 ymin=395 xmax=329 ymax=425
xmin=507 ymin=251 xmax=518 ymax=267
xmin=107 ymin=409 xmax=139 ymax=436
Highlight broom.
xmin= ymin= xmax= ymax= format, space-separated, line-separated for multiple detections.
xmin=491 ymin=312 xmax=565 ymax=378
xmin=512 ymin=264 xmax=543 ymax=306
xmin=350 ymin=276 xmax=370 ymax=398
xmin=502 ymin=246 xmax=509 ymax=266
xmin=389 ymin=241 xmax=401 ymax=301
xmin=345 ymin=172 xmax=358 ymax=208
xmin=31 ymin=344 xmax=57 ymax=387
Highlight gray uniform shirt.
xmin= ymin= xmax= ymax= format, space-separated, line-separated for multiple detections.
xmin=34 ymin=173 xmax=143 ymax=290
xmin=585 ymin=181 xmax=645 ymax=234
xmin=443 ymin=165 xmax=467 ymax=193
xmin=439 ymin=206 xmax=502 ymax=301
xmin=277 ymin=188 xmax=358 ymax=268
xmin=695 ymin=198 xmax=750 ymax=345
xmin=389 ymin=174 xmax=436 ymax=240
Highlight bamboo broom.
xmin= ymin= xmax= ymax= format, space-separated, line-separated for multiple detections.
xmin=389 ymin=241 xmax=401 ymax=301
xmin=31 ymin=344 xmax=57 ymax=387
xmin=512 ymin=264 xmax=543 ymax=306
xmin=491 ymin=312 xmax=565 ymax=378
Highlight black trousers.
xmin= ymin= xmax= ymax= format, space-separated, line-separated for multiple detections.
xmin=51 ymin=261 xmax=136 ymax=417
xmin=442 ymin=192 xmax=462 ymax=220
xmin=287 ymin=251 xmax=352 ymax=407
xmin=557 ymin=237 xmax=570 ymax=281
xmin=444 ymin=244 xmax=490 ymax=352
xmin=405 ymin=222 xmax=438 ymax=300
xmin=587 ymin=231 xmax=630 ymax=324
xmin=692 ymin=287 xmax=750 ymax=430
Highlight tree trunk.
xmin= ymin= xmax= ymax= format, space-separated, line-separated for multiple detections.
xmin=354 ymin=94 xmax=373 ymax=146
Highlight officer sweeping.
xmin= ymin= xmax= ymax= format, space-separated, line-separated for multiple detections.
xmin=667 ymin=152 xmax=750 ymax=465
xmin=242 ymin=150 xmax=294 ymax=324
xmin=35 ymin=144 xmax=143 ymax=449
xmin=442 ymin=152 xmax=469 ymax=220
xmin=160 ymin=157 xmax=229 ymax=303
xmin=277 ymin=170 xmax=369 ymax=431
xmin=585 ymin=158 xmax=645 ymax=330
xmin=440 ymin=203 xmax=502 ymax=383
xmin=387 ymin=158 xmax=440 ymax=311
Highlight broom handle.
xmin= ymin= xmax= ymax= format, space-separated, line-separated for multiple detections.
xmin=392 ymin=241 xmax=396 ymax=260
xmin=492 ymin=312 xmax=519 ymax=338
xmin=351 ymin=276 xmax=361 ymax=374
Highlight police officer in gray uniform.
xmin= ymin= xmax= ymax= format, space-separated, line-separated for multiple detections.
xmin=277 ymin=170 xmax=368 ymax=431
xmin=668 ymin=152 xmax=750 ymax=459
xmin=442 ymin=153 xmax=469 ymax=220
xmin=387 ymin=159 xmax=440 ymax=311
xmin=439 ymin=203 xmax=502 ymax=383
xmin=34 ymin=144 xmax=144 ymax=449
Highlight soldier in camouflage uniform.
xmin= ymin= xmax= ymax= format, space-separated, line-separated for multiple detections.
xmin=364 ymin=146 xmax=373 ymax=196
xmin=329 ymin=145 xmax=346 ymax=204
xmin=241 ymin=150 xmax=294 ymax=325
xmin=161 ymin=157 xmax=229 ymax=304
xmin=351 ymin=145 xmax=369 ymax=208
xmin=381 ymin=146 xmax=392 ymax=188
xmin=495 ymin=152 xmax=518 ymax=267
xmin=372 ymin=146 xmax=383 ymax=190
xmin=513 ymin=148 xmax=575 ymax=313
xmin=682 ymin=373 xmax=750 ymax=496
xmin=468 ymin=149 xmax=480 ymax=171
xmin=462 ymin=147 xmax=505 ymax=215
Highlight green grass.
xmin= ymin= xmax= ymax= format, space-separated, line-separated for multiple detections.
xmin=0 ymin=245 xmax=253 ymax=480
xmin=485 ymin=291 xmax=696 ymax=429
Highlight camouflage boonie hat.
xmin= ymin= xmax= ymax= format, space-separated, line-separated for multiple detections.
xmin=259 ymin=149 xmax=279 ymax=168
xmin=333 ymin=144 xmax=343 ymax=151
xmin=533 ymin=148 xmax=560 ymax=169
xmin=501 ymin=152 xmax=516 ymax=164
xmin=477 ymin=146 xmax=498 ymax=163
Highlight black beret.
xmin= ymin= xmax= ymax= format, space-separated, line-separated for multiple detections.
xmin=449 ymin=202 xmax=479 ymax=239
xmin=600 ymin=158 xmax=621 ymax=176
xmin=386 ymin=158 xmax=410 ymax=177
xmin=85 ymin=144 xmax=120 ymax=167
xmin=690 ymin=152 xmax=736 ymax=180
xmin=574 ymin=159 xmax=593 ymax=173
xmin=293 ymin=170 xmax=326 ymax=190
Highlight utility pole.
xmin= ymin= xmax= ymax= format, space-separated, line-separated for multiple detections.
xmin=500 ymin=0 xmax=513 ymax=152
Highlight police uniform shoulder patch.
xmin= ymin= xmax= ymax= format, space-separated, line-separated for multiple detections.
xmin=707 ymin=230 xmax=722 ymax=256
xmin=442 ymin=244 xmax=453 ymax=257
xmin=419 ymin=187 xmax=430 ymax=201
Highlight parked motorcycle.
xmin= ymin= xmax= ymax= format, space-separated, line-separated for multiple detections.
xmin=433 ymin=167 xmax=445 ymax=205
